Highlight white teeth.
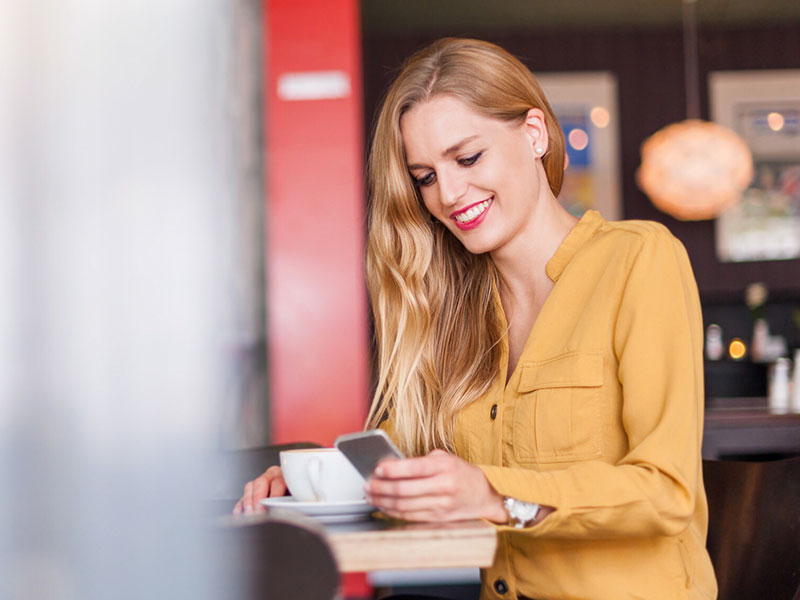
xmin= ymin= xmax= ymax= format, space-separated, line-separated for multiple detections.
xmin=454 ymin=200 xmax=491 ymax=223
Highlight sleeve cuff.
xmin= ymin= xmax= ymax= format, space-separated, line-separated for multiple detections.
xmin=478 ymin=464 xmax=569 ymax=534
xmin=478 ymin=465 xmax=560 ymax=505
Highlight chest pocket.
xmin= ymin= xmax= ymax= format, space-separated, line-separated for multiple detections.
xmin=512 ymin=351 xmax=603 ymax=464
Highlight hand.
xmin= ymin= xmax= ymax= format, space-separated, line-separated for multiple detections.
xmin=364 ymin=449 xmax=507 ymax=523
xmin=233 ymin=466 xmax=287 ymax=515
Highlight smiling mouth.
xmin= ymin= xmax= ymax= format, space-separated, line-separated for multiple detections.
xmin=452 ymin=198 xmax=492 ymax=224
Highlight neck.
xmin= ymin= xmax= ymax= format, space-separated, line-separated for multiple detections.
xmin=491 ymin=185 xmax=578 ymax=306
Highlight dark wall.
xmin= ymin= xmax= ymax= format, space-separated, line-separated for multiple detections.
xmin=362 ymin=25 xmax=800 ymax=304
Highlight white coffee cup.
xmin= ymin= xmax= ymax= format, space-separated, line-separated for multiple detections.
xmin=280 ymin=448 xmax=365 ymax=503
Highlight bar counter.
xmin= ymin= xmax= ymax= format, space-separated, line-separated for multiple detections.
xmin=703 ymin=397 xmax=800 ymax=459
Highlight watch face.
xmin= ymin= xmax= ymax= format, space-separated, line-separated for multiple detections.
xmin=505 ymin=497 xmax=540 ymax=524
xmin=514 ymin=502 xmax=539 ymax=522
xmin=637 ymin=119 xmax=753 ymax=220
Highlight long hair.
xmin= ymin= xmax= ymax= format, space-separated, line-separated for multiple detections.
xmin=365 ymin=38 xmax=566 ymax=456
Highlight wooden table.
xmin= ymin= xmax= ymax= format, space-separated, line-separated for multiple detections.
xmin=324 ymin=518 xmax=497 ymax=573
xmin=224 ymin=512 xmax=498 ymax=574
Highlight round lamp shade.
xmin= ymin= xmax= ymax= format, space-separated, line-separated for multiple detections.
xmin=636 ymin=119 xmax=753 ymax=220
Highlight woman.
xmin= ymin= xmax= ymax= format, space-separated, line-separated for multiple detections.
xmin=236 ymin=38 xmax=717 ymax=600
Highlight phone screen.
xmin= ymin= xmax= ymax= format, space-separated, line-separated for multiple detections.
xmin=334 ymin=430 xmax=404 ymax=480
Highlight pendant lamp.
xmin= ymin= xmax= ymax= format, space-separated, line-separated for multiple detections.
xmin=636 ymin=0 xmax=753 ymax=221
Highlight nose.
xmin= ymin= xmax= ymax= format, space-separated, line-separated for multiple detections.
xmin=437 ymin=169 xmax=467 ymax=208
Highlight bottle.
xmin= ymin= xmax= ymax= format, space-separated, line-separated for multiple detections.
xmin=769 ymin=357 xmax=791 ymax=414
xmin=791 ymin=349 xmax=800 ymax=414
xmin=705 ymin=324 xmax=724 ymax=361
xmin=751 ymin=319 xmax=769 ymax=363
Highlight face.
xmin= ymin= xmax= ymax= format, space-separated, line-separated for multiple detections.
xmin=400 ymin=94 xmax=548 ymax=256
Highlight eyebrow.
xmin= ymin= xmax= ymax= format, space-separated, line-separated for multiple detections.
xmin=407 ymin=135 xmax=480 ymax=171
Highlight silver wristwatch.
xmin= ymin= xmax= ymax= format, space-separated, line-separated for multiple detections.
xmin=503 ymin=496 xmax=541 ymax=528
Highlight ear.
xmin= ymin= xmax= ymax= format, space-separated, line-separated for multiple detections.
xmin=522 ymin=108 xmax=549 ymax=158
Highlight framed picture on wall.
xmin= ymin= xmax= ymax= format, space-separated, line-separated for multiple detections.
xmin=710 ymin=70 xmax=800 ymax=263
xmin=535 ymin=72 xmax=622 ymax=221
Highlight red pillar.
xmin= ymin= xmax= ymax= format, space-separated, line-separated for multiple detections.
xmin=264 ymin=0 xmax=368 ymax=446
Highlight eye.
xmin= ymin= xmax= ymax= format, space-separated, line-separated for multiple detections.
xmin=415 ymin=172 xmax=436 ymax=187
xmin=459 ymin=151 xmax=483 ymax=167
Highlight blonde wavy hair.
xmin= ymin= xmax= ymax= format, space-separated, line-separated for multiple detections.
xmin=365 ymin=38 xmax=566 ymax=456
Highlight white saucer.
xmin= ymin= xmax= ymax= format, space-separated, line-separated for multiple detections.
xmin=260 ymin=496 xmax=375 ymax=523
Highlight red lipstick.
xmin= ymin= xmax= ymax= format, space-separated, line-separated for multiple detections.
xmin=450 ymin=197 xmax=493 ymax=231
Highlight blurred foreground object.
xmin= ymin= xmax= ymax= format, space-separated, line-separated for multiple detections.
xmin=0 ymin=1 xmax=244 ymax=598
xmin=220 ymin=514 xmax=339 ymax=600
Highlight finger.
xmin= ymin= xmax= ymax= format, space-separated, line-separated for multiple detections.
xmin=233 ymin=500 xmax=242 ymax=515
xmin=366 ymin=472 xmax=454 ymax=499
xmin=249 ymin=477 xmax=269 ymax=513
xmin=253 ymin=477 xmax=269 ymax=502
xmin=367 ymin=492 xmax=453 ymax=514
xmin=375 ymin=453 xmax=452 ymax=479
xmin=259 ymin=466 xmax=286 ymax=498
xmin=381 ymin=507 xmax=457 ymax=523
xmin=242 ymin=481 xmax=255 ymax=513
xmin=268 ymin=475 xmax=287 ymax=497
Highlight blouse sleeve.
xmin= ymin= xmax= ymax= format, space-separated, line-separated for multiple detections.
xmin=478 ymin=229 xmax=705 ymax=539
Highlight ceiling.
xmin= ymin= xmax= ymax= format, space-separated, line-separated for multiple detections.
xmin=361 ymin=0 xmax=800 ymax=34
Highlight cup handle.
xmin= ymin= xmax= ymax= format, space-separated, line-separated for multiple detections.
xmin=307 ymin=458 xmax=325 ymax=502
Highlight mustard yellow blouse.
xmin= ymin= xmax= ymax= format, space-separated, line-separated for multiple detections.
xmin=453 ymin=210 xmax=716 ymax=599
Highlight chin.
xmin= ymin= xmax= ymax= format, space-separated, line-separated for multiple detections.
xmin=455 ymin=236 xmax=500 ymax=256
xmin=443 ymin=223 xmax=503 ymax=255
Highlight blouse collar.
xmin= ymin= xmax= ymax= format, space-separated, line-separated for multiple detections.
xmin=545 ymin=210 xmax=605 ymax=282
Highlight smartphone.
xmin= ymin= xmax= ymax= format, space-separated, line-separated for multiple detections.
xmin=334 ymin=429 xmax=405 ymax=480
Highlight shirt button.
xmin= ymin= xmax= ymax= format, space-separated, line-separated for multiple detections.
xmin=493 ymin=578 xmax=508 ymax=594
xmin=490 ymin=404 xmax=498 ymax=420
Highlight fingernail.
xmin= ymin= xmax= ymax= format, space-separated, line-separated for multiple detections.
xmin=375 ymin=466 xmax=384 ymax=477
